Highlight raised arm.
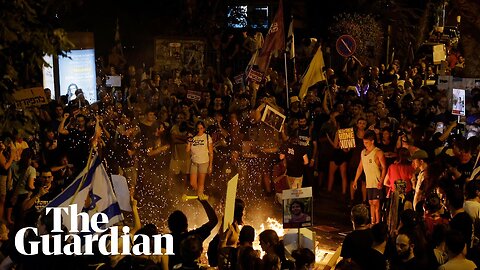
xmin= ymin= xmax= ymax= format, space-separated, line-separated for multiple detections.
xmin=199 ymin=198 xmax=218 ymax=230
xmin=131 ymin=197 xmax=141 ymax=234
xmin=147 ymin=144 xmax=170 ymax=156
xmin=438 ymin=121 xmax=457 ymax=142
xmin=251 ymin=103 xmax=266 ymax=123
xmin=58 ymin=113 xmax=70 ymax=135
xmin=22 ymin=187 xmax=48 ymax=211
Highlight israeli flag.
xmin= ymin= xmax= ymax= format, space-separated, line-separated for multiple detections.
xmin=47 ymin=155 xmax=123 ymax=231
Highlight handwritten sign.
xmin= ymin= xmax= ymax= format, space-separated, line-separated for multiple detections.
xmin=186 ymin=90 xmax=202 ymax=102
xmin=247 ymin=69 xmax=264 ymax=83
xmin=13 ymin=87 xmax=48 ymax=109
xmin=338 ymin=128 xmax=355 ymax=149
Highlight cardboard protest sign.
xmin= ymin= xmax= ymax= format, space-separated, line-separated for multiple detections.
xmin=437 ymin=75 xmax=451 ymax=92
xmin=338 ymin=128 xmax=355 ymax=149
xmin=223 ymin=174 xmax=239 ymax=232
xmin=247 ymin=69 xmax=264 ymax=83
xmin=283 ymin=228 xmax=316 ymax=259
xmin=111 ymin=175 xmax=132 ymax=212
xmin=186 ymin=90 xmax=202 ymax=102
xmin=13 ymin=87 xmax=48 ymax=109
xmin=106 ymin=75 xmax=122 ymax=87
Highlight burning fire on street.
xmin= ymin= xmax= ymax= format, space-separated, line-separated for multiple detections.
xmin=252 ymin=217 xmax=339 ymax=267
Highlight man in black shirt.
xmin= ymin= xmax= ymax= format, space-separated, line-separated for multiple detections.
xmin=391 ymin=230 xmax=420 ymax=270
xmin=361 ymin=222 xmax=389 ymax=270
xmin=297 ymin=115 xmax=316 ymax=188
xmin=116 ymin=124 xmax=138 ymax=196
xmin=340 ymin=204 xmax=373 ymax=265
xmin=58 ymin=113 xmax=94 ymax=173
xmin=168 ymin=198 xmax=218 ymax=269
xmin=279 ymin=136 xmax=308 ymax=189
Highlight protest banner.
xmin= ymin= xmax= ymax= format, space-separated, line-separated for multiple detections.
xmin=338 ymin=128 xmax=355 ymax=149
xmin=13 ymin=87 xmax=48 ymax=109
xmin=247 ymin=69 xmax=264 ymax=83
xmin=186 ymin=90 xmax=202 ymax=102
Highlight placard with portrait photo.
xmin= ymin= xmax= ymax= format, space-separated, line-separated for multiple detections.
xmin=282 ymin=187 xmax=313 ymax=228
xmin=452 ymin=88 xmax=465 ymax=116
xmin=261 ymin=105 xmax=286 ymax=132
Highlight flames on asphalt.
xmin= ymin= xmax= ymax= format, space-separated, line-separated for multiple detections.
xmin=253 ymin=217 xmax=336 ymax=266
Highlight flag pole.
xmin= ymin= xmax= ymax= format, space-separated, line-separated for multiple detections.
xmin=292 ymin=55 xmax=297 ymax=83
xmin=284 ymin=51 xmax=290 ymax=109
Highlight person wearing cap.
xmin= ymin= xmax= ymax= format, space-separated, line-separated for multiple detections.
xmin=288 ymin=96 xmax=304 ymax=120
xmin=411 ymin=149 xmax=429 ymax=211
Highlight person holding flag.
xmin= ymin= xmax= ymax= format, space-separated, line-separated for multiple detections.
xmin=298 ymin=46 xmax=327 ymax=100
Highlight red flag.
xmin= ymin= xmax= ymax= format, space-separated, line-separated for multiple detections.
xmin=257 ymin=0 xmax=285 ymax=72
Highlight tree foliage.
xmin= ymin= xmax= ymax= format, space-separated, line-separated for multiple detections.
xmin=0 ymin=0 xmax=74 ymax=94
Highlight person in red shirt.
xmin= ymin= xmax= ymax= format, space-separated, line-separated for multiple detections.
xmin=384 ymin=148 xmax=415 ymax=199
xmin=384 ymin=148 xmax=415 ymax=232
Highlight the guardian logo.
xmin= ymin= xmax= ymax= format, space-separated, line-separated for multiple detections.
xmin=15 ymin=205 xmax=174 ymax=256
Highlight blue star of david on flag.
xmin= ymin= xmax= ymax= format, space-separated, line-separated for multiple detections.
xmin=83 ymin=190 xmax=102 ymax=211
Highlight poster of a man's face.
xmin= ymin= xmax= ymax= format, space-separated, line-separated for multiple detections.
xmin=282 ymin=188 xmax=313 ymax=228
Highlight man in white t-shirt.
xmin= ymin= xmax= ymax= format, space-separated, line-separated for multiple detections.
xmin=353 ymin=131 xmax=386 ymax=225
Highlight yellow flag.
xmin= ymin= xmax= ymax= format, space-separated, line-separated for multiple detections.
xmin=299 ymin=47 xmax=326 ymax=99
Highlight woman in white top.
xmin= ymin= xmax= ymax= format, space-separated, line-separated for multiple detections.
xmin=186 ymin=121 xmax=213 ymax=199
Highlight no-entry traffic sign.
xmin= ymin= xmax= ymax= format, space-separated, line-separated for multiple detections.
xmin=336 ymin=35 xmax=356 ymax=57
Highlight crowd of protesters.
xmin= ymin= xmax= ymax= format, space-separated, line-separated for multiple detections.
xmin=0 ymin=27 xmax=479 ymax=269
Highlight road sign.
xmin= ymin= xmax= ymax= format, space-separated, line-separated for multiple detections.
xmin=336 ymin=35 xmax=356 ymax=57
